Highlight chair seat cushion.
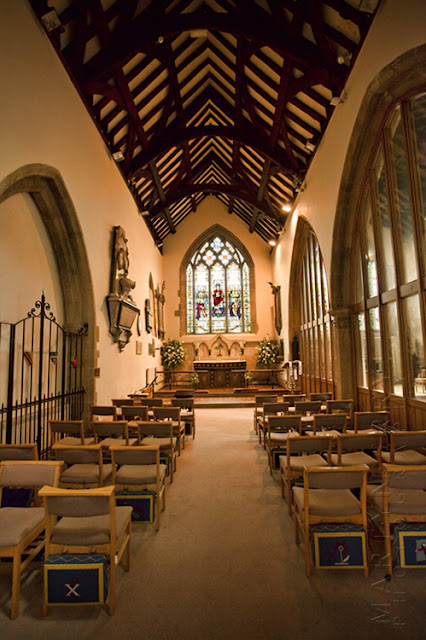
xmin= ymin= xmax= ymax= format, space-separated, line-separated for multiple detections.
xmin=381 ymin=450 xmax=426 ymax=465
xmin=269 ymin=431 xmax=298 ymax=443
xmin=60 ymin=463 xmax=112 ymax=484
xmin=283 ymin=454 xmax=328 ymax=472
xmin=366 ymin=486 xmax=426 ymax=514
xmin=305 ymin=430 xmax=341 ymax=438
xmin=141 ymin=437 xmax=177 ymax=449
xmin=116 ymin=464 xmax=167 ymax=485
xmin=51 ymin=506 xmax=133 ymax=546
xmin=56 ymin=436 xmax=95 ymax=446
xmin=0 ymin=507 xmax=45 ymax=546
xmin=99 ymin=437 xmax=137 ymax=448
xmin=330 ymin=452 xmax=378 ymax=467
xmin=293 ymin=487 xmax=361 ymax=516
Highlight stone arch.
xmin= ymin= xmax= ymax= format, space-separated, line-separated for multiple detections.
xmin=0 ymin=163 xmax=96 ymax=413
xmin=288 ymin=216 xmax=312 ymax=347
xmin=179 ymin=223 xmax=257 ymax=335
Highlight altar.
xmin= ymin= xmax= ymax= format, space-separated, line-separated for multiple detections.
xmin=194 ymin=360 xmax=246 ymax=388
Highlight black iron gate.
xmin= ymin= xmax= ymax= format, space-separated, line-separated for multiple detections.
xmin=0 ymin=293 xmax=87 ymax=457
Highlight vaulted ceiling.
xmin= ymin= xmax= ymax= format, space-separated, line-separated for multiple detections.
xmin=29 ymin=0 xmax=381 ymax=251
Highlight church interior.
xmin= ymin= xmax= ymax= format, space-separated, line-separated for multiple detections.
xmin=0 ymin=1 xmax=425 ymax=637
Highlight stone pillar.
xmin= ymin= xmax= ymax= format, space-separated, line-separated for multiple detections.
xmin=331 ymin=306 xmax=354 ymax=400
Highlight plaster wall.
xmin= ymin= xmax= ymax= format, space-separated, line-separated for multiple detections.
xmin=0 ymin=3 xmax=163 ymax=403
xmin=162 ymin=196 xmax=275 ymax=368
xmin=272 ymin=0 xmax=426 ymax=356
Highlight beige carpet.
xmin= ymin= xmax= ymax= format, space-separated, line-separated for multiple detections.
xmin=1 ymin=408 xmax=425 ymax=639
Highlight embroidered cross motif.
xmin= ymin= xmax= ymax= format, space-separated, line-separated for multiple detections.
xmin=65 ymin=577 xmax=80 ymax=597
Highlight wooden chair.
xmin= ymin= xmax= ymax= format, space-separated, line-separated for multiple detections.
xmin=141 ymin=398 xmax=164 ymax=408
xmin=280 ymin=435 xmax=332 ymax=514
xmin=90 ymin=405 xmax=118 ymax=422
xmin=49 ymin=420 xmax=94 ymax=446
xmin=111 ymin=398 xmax=135 ymax=407
xmin=111 ymin=444 xmax=166 ymax=531
xmin=381 ymin=430 xmax=426 ymax=465
xmin=0 ymin=444 xmax=38 ymax=461
xmin=326 ymin=400 xmax=354 ymax=428
xmin=266 ymin=415 xmax=301 ymax=474
xmin=310 ymin=392 xmax=333 ymax=402
xmin=309 ymin=413 xmax=347 ymax=436
xmin=293 ymin=465 xmax=369 ymax=577
xmin=352 ymin=411 xmax=391 ymax=434
xmin=0 ymin=460 xmax=62 ymax=618
xmin=253 ymin=395 xmax=278 ymax=434
xmin=366 ymin=463 xmax=426 ymax=575
xmin=294 ymin=401 xmax=322 ymax=431
xmin=136 ymin=421 xmax=177 ymax=482
xmin=330 ymin=432 xmax=383 ymax=469
xmin=39 ymin=485 xmax=132 ymax=615
xmin=120 ymin=406 xmax=149 ymax=439
xmin=284 ymin=394 xmax=306 ymax=407
xmin=92 ymin=420 xmax=138 ymax=458
xmin=153 ymin=407 xmax=185 ymax=455
xmin=52 ymin=443 xmax=112 ymax=488
xmin=171 ymin=397 xmax=196 ymax=439
xmin=258 ymin=402 xmax=290 ymax=449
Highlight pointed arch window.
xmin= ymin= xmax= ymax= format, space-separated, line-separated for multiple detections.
xmin=186 ymin=234 xmax=252 ymax=334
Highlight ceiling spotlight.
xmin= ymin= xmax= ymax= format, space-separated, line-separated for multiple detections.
xmin=112 ymin=150 xmax=124 ymax=162
xmin=282 ymin=203 xmax=292 ymax=213
xmin=337 ymin=52 xmax=352 ymax=66
xmin=157 ymin=35 xmax=164 ymax=44
xmin=268 ymin=240 xmax=277 ymax=247
xmin=305 ymin=141 xmax=316 ymax=152
xmin=41 ymin=9 xmax=62 ymax=32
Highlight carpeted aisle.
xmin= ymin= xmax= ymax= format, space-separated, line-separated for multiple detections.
xmin=1 ymin=408 xmax=425 ymax=639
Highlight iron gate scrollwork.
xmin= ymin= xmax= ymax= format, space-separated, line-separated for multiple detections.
xmin=0 ymin=293 xmax=87 ymax=457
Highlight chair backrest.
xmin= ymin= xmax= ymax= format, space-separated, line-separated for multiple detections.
xmin=284 ymin=394 xmax=306 ymax=406
xmin=111 ymin=444 xmax=159 ymax=467
xmin=92 ymin=420 xmax=129 ymax=439
xmin=287 ymin=435 xmax=332 ymax=455
xmin=0 ymin=460 xmax=62 ymax=492
xmin=255 ymin=395 xmax=278 ymax=408
xmin=153 ymin=407 xmax=180 ymax=422
xmin=310 ymin=393 xmax=333 ymax=402
xmin=121 ymin=406 xmax=148 ymax=421
xmin=141 ymin=398 xmax=164 ymax=407
xmin=40 ymin=485 xmax=114 ymax=518
xmin=337 ymin=432 xmax=382 ymax=453
xmin=326 ymin=400 xmax=354 ymax=416
xmin=383 ymin=463 xmax=426 ymax=490
xmin=263 ymin=402 xmax=290 ymax=416
xmin=295 ymin=401 xmax=322 ymax=415
xmin=136 ymin=420 xmax=174 ymax=439
xmin=52 ymin=443 xmax=102 ymax=465
xmin=354 ymin=411 xmax=390 ymax=432
xmin=49 ymin=420 xmax=85 ymax=443
xmin=0 ymin=444 xmax=38 ymax=460
xmin=305 ymin=465 xmax=368 ymax=490
xmin=313 ymin=413 xmax=347 ymax=431
xmin=268 ymin=415 xmax=301 ymax=432
xmin=389 ymin=429 xmax=426 ymax=452
xmin=90 ymin=406 xmax=117 ymax=420
xmin=111 ymin=398 xmax=134 ymax=407
xmin=171 ymin=398 xmax=194 ymax=411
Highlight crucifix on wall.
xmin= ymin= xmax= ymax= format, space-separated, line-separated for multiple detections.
xmin=268 ymin=282 xmax=282 ymax=335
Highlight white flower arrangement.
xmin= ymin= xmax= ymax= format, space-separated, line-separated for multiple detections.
xmin=243 ymin=370 xmax=254 ymax=387
xmin=190 ymin=371 xmax=200 ymax=389
xmin=256 ymin=335 xmax=280 ymax=367
xmin=161 ymin=338 xmax=185 ymax=370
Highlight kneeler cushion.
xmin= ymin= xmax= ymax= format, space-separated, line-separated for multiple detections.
xmin=45 ymin=554 xmax=108 ymax=605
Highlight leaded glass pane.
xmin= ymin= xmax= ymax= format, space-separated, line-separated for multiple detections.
xmin=374 ymin=147 xmax=396 ymax=291
xmin=365 ymin=197 xmax=379 ymax=297
xmin=356 ymin=312 xmax=368 ymax=388
xmin=389 ymin=107 xmax=417 ymax=283
xmin=385 ymin=302 xmax=402 ymax=396
xmin=211 ymin=264 xmax=226 ymax=333
xmin=369 ymin=307 xmax=383 ymax=391
xmin=412 ymin=93 xmax=426 ymax=248
xmin=319 ymin=324 xmax=326 ymax=379
xmin=354 ymin=241 xmax=364 ymax=303
xmin=203 ymin=249 xmax=215 ymax=266
xmin=186 ymin=264 xmax=194 ymax=334
xmin=325 ymin=321 xmax=333 ymax=381
xmin=309 ymin=239 xmax=317 ymax=319
xmin=227 ymin=263 xmax=243 ymax=332
xmin=219 ymin=248 xmax=232 ymax=265
xmin=314 ymin=240 xmax=323 ymax=318
xmin=211 ymin=237 xmax=224 ymax=253
xmin=404 ymin=295 xmax=425 ymax=400
xmin=194 ymin=264 xmax=209 ymax=334
xmin=321 ymin=261 xmax=329 ymax=313
xmin=242 ymin=263 xmax=251 ymax=331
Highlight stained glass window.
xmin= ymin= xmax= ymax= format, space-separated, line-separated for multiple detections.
xmin=186 ymin=234 xmax=251 ymax=334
